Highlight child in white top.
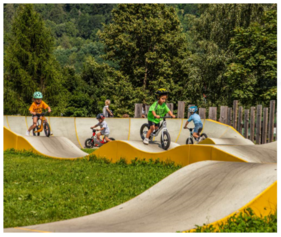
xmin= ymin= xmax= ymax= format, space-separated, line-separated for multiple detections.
xmin=103 ymin=99 xmax=113 ymax=117
xmin=90 ymin=113 xmax=112 ymax=143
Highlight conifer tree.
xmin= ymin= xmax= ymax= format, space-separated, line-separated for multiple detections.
xmin=4 ymin=4 xmax=66 ymax=115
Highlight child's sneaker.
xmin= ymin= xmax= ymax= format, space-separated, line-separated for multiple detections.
xmin=26 ymin=130 xmax=30 ymax=136
xmin=143 ymin=138 xmax=149 ymax=145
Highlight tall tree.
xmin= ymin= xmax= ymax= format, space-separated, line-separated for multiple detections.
xmin=225 ymin=7 xmax=277 ymax=106
xmin=98 ymin=4 xmax=190 ymax=105
xmin=4 ymin=4 xmax=66 ymax=115
xmin=186 ymin=4 xmax=272 ymax=106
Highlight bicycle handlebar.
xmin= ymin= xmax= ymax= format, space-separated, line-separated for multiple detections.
xmin=35 ymin=112 xmax=49 ymax=116
xmin=156 ymin=116 xmax=175 ymax=119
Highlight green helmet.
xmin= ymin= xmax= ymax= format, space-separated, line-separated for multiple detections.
xmin=33 ymin=91 xmax=43 ymax=99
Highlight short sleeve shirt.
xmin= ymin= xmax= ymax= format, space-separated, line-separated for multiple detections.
xmin=29 ymin=101 xmax=49 ymax=114
xmin=98 ymin=121 xmax=110 ymax=134
xmin=147 ymin=101 xmax=170 ymax=124
xmin=187 ymin=113 xmax=203 ymax=125
xmin=103 ymin=106 xmax=109 ymax=117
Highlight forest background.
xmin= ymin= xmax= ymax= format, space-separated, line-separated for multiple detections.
xmin=3 ymin=4 xmax=277 ymax=117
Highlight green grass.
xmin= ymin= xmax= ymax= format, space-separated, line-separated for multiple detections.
xmin=4 ymin=149 xmax=181 ymax=228
xmin=190 ymin=208 xmax=277 ymax=232
xmin=81 ymin=148 xmax=97 ymax=154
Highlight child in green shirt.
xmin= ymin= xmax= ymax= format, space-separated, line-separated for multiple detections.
xmin=143 ymin=88 xmax=176 ymax=145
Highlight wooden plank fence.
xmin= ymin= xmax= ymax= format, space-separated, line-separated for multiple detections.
xmin=134 ymin=100 xmax=277 ymax=144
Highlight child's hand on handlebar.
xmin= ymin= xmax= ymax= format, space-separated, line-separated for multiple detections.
xmin=184 ymin=126 xmax=187 ymax=129
xmin=155 ymin=115 xmax=160 ymax=119
xmin=172 ymin=115 xmax=176 ymax=118
xmin=32 ymin=112 xmax=37 ymax=115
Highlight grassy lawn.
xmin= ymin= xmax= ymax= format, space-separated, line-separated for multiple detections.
xmin=4 ymin=149 xmax=181 ymax=228
xmin=81 ymin=148 xmax=97 ymax=154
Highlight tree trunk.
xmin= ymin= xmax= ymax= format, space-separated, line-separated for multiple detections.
xmin=143 ymin=60 xmax=148 ymax=90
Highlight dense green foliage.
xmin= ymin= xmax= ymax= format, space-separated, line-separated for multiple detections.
xmin=99 ymin=4 xmax=190 ymax=106
xmin=225 ymin=9 xmax=277 ymax=105
xmin=4 ymin=3 xmax=277 ymax=116
xmin=4 ymin=149 xmax=181 ymax=228
xmin=191 ymin=208 xmax=277 ymax=232
xmin=4 ymin=5 xmax=67 ymax=115
xmin=186 ymin=4 xmax=275 ymax=107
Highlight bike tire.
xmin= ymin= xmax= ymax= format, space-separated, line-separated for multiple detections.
xmin=109 ymin=138 xmax=115 ymax=141
xmin=44 ymin=122 xmax=51 ymax=137
xmin=200 ymin=133 xmax=208 ymax=141
xmin=161 ymin=131 xmax=171 ymax=150
xmin=140 ymin=123 xmax=151 ymax=140
xmin=186 ymin=137 xmax=193 ymax=144
xmin=85 ymin=138 xmax=95 ymax=148
xmin=33 ymin=126 xmax=40 ymax=136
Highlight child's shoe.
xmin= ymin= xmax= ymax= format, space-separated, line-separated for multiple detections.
xmin=143 ymin=138 xmax=149 ymax=145
xmin=26 ymin=130 xmax=30 ymax=136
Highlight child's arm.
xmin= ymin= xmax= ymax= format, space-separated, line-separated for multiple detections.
xmin=47 ymin=106 xmax=51 ymax=113
xmin=152 ymin=111 xmax=160 ymax=119
xmin=168 ymin=110 xmax=176 ymax=118
xmin=184 ymin=121 xmax=189 ymax=128
xmin=106 ymin=107 xmax=113 ymax=116
xmin=30 ymin=110 xmax=36 ymax=115
xmin=90 ymin=124 xmax=99 ymax=129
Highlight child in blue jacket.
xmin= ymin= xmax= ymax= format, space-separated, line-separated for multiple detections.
xmin=184 ymin=106 xmax=203 ymax=142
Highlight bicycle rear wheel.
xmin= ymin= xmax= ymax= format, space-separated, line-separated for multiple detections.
xmin=44 ymin=122 xmax=51 ymax=137
xmin=140 ymin=123 xmax=151 ymax=140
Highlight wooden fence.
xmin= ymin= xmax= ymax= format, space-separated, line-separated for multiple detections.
xmin=134 ymin=100 xmax=277 ymax=144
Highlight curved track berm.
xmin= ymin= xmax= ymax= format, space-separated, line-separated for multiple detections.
xmin=3 ymin=116 xmax=277 ymax=232
xmin=5 ymin=161 xmax=276 ymax=232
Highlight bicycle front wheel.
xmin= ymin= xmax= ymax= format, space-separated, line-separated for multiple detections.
xmin=85 ymin=138 xmax=94 ymax=148
xmin=161 ymin=131 xmax=171 ymax=150
xmin=200 ymin=133 xmax=208 ymax=139
xmin=186 ymin=137 xmax=193 ymax=144
xmin=44 ymin=122 xmax=51 ymax=137
xmin=33 ymin=126 xmax=40 ymax=136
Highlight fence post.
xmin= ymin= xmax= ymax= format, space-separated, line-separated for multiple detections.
xmin=187 ymin=104 xmax=195 ymax=118
xmin=268 ymin=100 xmax=276 ymax=142
xmin=208 ymin=107 xmax=217 ymax=121
xmin=237 ymin=106 xmax=243 ymax=135
xmin=250 ymin=107 xmax=256 ymax=142
xmin=177 ymin=101 xmax=185 ymax=118
xmin=145 ymin=105 xmax=150 ymax=116
xmin=244 ymin=109 xmax=249 ymax=139
xmin=275 ymin=110 xmax=277 ymax=141
xmin=256 ymin=105 xmax=262 ymax=144
xmin=220 ymin=106 xmax=228 ymax=124
xmin=233 ymin=100 xmax=238 ymax=130
xmin=134 ymin=103 xmax=143 ymax=118
xmin=199 ymin=108 xmax=206 ymax=119
xmin=227 ymin=107 xmax=232 ymax=126
xmin=262 ymin=108 xmax=268 ymax=144
xmin=166 ymin=103 xmax=174 ymax=116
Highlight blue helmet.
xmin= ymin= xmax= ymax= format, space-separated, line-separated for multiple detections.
xmin=96 ymin=113 xmax=105 ymax=119
xmin=188 ymin=106 xmax=198 ymax=113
